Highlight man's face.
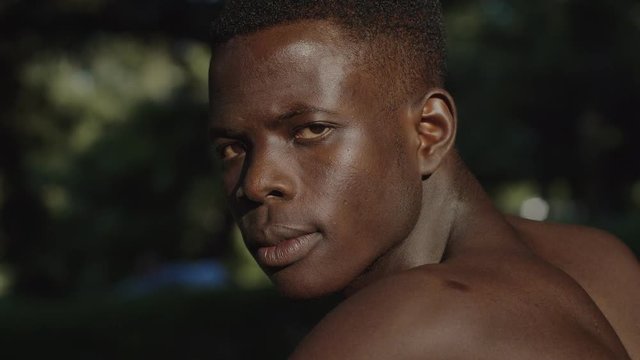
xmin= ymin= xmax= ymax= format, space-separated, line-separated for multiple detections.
xmin=209 ymin=20 xmax=424 ymax=298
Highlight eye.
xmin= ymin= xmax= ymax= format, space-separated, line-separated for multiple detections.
xmin=294 ymin=124 xmax=333 ymax=141
xmin=216 ymin=142 xmax=246 ymax=161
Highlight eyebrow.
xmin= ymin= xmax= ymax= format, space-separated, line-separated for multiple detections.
xmin=208 ymin=126 xmax=242 ymax=141
xmin=274 ymin=105 xmax=337 ymax=123
xmin=210 ymin=105 xmax=337 ymax=140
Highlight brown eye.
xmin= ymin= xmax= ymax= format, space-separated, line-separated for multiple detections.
xmin=295 ymin=124 xmax=332 ymax=140
xmin=218 ymin=142 xmax=245 ymax=160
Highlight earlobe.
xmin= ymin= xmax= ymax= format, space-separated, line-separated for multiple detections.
xmin=415 ymin=90 xmax=457 ymax=178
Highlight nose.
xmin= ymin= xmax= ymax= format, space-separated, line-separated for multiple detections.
xmin=237 ymin=145 xmax=295 ymax=204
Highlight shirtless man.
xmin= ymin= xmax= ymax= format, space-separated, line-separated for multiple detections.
xmin=208 ymin=1 xmax=640 ymax=358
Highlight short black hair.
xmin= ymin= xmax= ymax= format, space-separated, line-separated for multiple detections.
xmin=211 ymin=0 xmax=446 ymax=94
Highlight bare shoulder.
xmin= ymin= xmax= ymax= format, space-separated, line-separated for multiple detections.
xmin=509 ymin=216 xmax=639 ymax=272
xmin=290 ymin=267 xmax=473 ymax=359
xmin=509 ymin=216 xmax=640 ymax=359
xmin=290 ymin=259 xmax=624 ymax=359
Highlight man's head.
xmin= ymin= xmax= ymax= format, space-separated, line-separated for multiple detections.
xmin=209 ymin=1 xmax=457 ymax=298
xmin=212 ymin=0 xmax=447 ymax=100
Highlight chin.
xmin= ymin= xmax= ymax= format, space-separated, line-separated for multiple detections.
xmin=275 ymin=284 xmax=326 ymax=300
xmin=269 ymin=266 xmax=348 ymax=299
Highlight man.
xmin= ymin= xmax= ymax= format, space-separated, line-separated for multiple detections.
xmin=208 ymin=1 xmax=640 ymax=358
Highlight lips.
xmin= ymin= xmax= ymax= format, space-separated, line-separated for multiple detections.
xmin=249 ymin=225 xmax=323 ymax=268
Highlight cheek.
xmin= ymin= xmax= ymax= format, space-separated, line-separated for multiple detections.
xmin=270 ymin=129 xmax=422 ymax=297
xmin=301 ymin=129 xmax=422 ymax=250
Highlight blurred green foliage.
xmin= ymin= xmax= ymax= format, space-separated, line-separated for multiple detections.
xmin=446 ymin=0 xmax=640 ymax=250
xmin=0 ymin=1 xmax=237 ymax=296
xmin=0 ymin=0 xmax=638 ymax=357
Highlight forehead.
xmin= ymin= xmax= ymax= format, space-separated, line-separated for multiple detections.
xmin=209 ymin=20 xmax=368 ymax=120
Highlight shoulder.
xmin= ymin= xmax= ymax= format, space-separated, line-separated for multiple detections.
xmin=509 ymin=216 xmax=637 ymax=264
xmin=289 ymin=268 xmax=454 ymax=358
xmin=509 ymin=216 xmax=640 ymax=295
xmin=509 ymin=216 xmax=640 ymax=359
xmin=290 ymin=263 xmax=619 ymax=359
xmin=290 ymin=267 xmax=481 ymax=359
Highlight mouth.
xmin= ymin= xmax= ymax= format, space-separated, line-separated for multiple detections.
xmin=250 ymin=226 xmax=323 ymax=268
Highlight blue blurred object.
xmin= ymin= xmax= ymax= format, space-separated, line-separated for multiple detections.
xmin=115 ymin=260 xmax=228 ymax=297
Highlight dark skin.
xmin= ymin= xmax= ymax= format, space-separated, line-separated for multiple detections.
xmin=209 ymin=20 xmax=640 ymax=359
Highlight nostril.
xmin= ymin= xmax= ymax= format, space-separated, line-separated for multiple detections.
xmin=267 ymin=189 xmax=285 ymax=198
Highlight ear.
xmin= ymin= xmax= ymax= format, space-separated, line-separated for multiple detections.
xmin=415 ymin=89 xmax=457 ymax=179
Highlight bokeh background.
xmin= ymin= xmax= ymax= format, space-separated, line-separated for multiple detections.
xmin=1 ymin=0 xmax=638 ymax=358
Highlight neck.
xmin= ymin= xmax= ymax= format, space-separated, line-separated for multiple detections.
xmin=344 ymin=151 xmax=529 ymax=295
